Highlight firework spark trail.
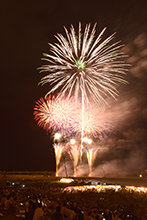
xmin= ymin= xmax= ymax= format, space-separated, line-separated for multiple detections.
xmin=38 ymin=22 xmax=129 ymax=106
xmin=86 ymin=148 xmax=98 ymax=177
xmin=81 ymin=81 xmax=85 ymax=157
xmin=69 ymin=145 xmax=80 ymax=177
xmin=53 ymin=143 xmax=64 ymax=176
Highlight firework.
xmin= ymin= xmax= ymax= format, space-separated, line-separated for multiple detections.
xmin=53 ymin=143 xmax=64 ymax=176
xmin=34 ymin=96 xmax=113 ymax=138
xmin=73 ymin=103 xmax=113 ymax=138
xmin=86 ymin=148 xmax=98 ymax=176
xmin=34 ymin=95 xmax=76 ymax=134
xmin=38 ymin=22 xmax=129 ymax=106
xmin=69 ymin=144 xmax=80 ymax=177
xmin=34 ymin=97 xmax=51 ymax=129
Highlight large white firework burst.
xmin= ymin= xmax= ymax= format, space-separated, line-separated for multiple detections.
xmin=38 ymin=22 xmax=129 ymax=105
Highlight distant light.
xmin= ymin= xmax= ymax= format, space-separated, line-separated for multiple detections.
xmin=12 ymin=182 xmax=15 ymax=185
xmin=60 ymin=178 xmax=74 ymax=183
xmin=64 ymin=185 xmax=123 ymax=192
xmin=70 ymin=139 xmax=76 ymax=145
xmin=139 ymin=174 xmax=142 ymax=178
xmin=22 ymin=185 xmax=25 ymax=188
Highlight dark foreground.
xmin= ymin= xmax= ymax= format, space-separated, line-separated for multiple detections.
xmin=0 ymin=175 xmax=147 ymax=219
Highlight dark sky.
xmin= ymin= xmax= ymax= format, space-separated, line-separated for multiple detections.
xmin=1 ymin=0 xmax=147 ymax=174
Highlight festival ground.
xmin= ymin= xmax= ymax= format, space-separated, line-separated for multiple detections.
xmin=0 ymin=173 xmax=147 ymax=219
xmin=0 ymin=173 xmax=147 ymax=187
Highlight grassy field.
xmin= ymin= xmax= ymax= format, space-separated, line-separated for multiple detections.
xmin=0 ymin=174 xmax=147 ymax=187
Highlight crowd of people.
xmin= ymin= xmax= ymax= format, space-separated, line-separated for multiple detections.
xmin=0 ymin=178 xmax=147 ymax=220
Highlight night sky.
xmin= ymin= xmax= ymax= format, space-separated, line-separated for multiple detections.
xmin=1 ymin=0 xmax=147 ymax=174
